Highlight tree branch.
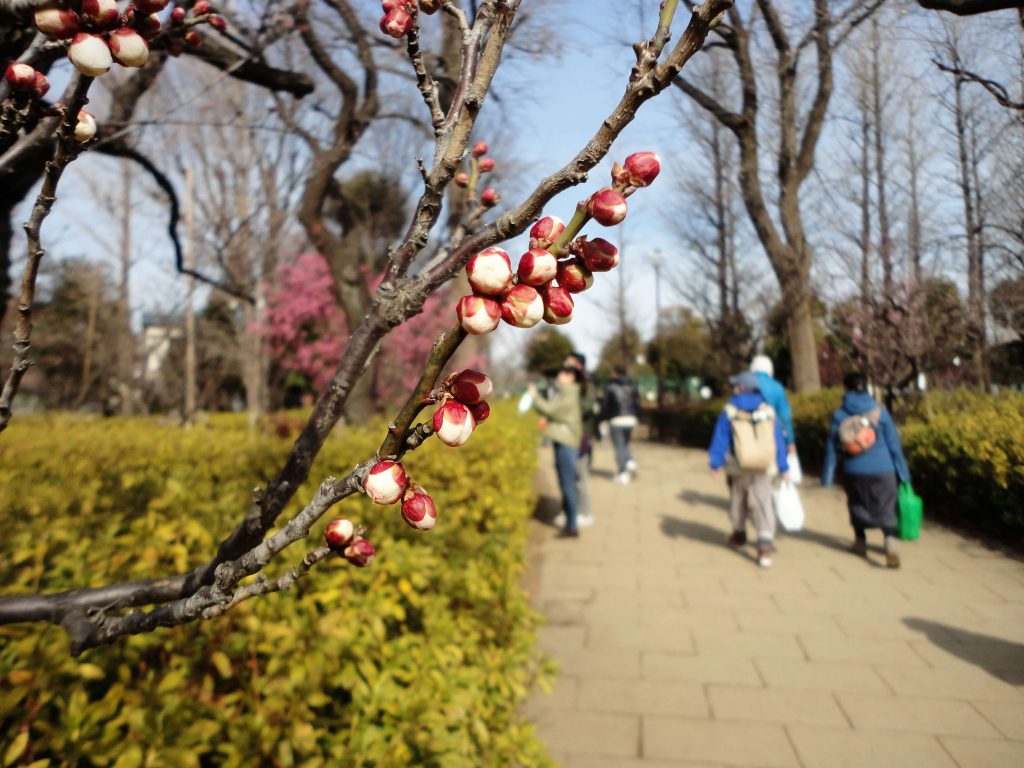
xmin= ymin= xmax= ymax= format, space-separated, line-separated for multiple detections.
xmin=916 ymin=0 xmax=1023 ymax=15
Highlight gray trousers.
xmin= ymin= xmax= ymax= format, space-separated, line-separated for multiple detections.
xmin=728 ymin=473 xmax=776 ymax=544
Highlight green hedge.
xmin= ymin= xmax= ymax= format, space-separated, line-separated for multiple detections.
xmin=647 ymin=389 xmax=1024 ymax=537
xmin=0 ymin=405 xmax=554 ymax=768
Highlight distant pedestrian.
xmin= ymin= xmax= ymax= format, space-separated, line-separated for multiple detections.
xmin=528 ymin=365 xmax=584 ymax=538
xmin=822 ymin=372 xmax=911 ymax=568
xmin=750 ymin=355 xmax=797 ymax=456
xmin=600 ymin=365 xmax=641 ymax=484
xmin=565 ymin=352 xmax=596 ymax=527
xmin=709 ymin=372 xmax=790 ymax=568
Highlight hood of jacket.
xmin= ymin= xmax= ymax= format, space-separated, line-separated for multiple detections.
xmin=841 ymin=390 xmax=879 ymax=415
xmin=728 ymin=391 xmax=766 ymax=412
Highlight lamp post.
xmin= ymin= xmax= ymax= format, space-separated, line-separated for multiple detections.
xmin=650 ymin=249 xmax=664 ymax=408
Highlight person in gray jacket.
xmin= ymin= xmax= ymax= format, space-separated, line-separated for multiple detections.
xmin=600 ymin=365 xmax=641 ymax=484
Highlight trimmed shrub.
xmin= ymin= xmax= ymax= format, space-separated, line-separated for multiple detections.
xmin=0 ymin=405 xmax=555 ymax=767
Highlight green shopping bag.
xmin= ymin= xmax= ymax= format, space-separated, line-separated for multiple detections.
xmin=898 ymin=482 xmax=923 ymax=541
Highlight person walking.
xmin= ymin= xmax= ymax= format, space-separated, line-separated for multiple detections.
xmin=565 ymin=352 xmax=596 ymax=527
xmin=600 ymin=365 xmax=641 ymax=484
xmin=528 ymin=365 xmax=584 ymax=538
xmin=750 ymin=355 xmax=797 ymax=456
xmin=709 ymin=372 xmax=790 ymax=568
xmin=822 ymin=372 xmax=911 ymax=568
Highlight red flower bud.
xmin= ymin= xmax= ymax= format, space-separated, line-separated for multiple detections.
xmin=192 ymin=0 xmax=212 ymax=14
xmin=74 ymin=110 xmax=97 ymax=142
xmin=380 ymin=7 xmax=414 ymax=37
xmin=209 ymin=14 xmax=227 ymax=31
xmin=587 ymin=187 xmax=627 ymax=226
xmin=4 ymin=63 xmax=37 ymax=91
xmin=467 ymin=400 xmax=490 ymax=423
xmin=184 ymin=30 xmax=203 ymax=46
xmin=32 ymin=72 xmax=49 ymax=98
xmin=477 ymin=157 xmax=495 ymax=172
xmin=453 ymin=172 xmax=469 ymax=187
xmin=170 ymin=7 xmax=186 ymax=24
xmin=466 ymin=246 xmax=513 ymax=296
xmin=542 ymin=285 xmax=574 ymax=325
xmin=529 ymin=215 xmax=565 ymax=250
xmin=136 ymin=13 xmax=162 ymax=40
xmin=324 ymin=518 xmax=355 ymax=548
xmin=135 ymin=0 xmax=169 ymax=13
xmin=480 ymin=187 xmax=499 ymax=207
xmin=108 ymin=29 xmax=150 ymax=68
xmin=580 ymin=237 xmax=619 ymax=272
xmin=419 ymin=0 xmax=442 ymax=13
xmin=500 ymin=284 xmax=544 ymax=329
xmin=344 ymin=538 xmax=376 ymax=567
xmin=456 ymin=295 xmax=501 ymax=336
xmin=471 ymin=140 xmax=488 ymax=158
xmin=623 ymin=151 xmax=661 ymax=187
xmin=33 ymin=7 xmax=80 ymax=39
xmin=516 ymin=248 xmax=557 ymax=287
xmin=433 ymin=401 xmax=476 ymax=447
xmin=556 ymin=258 xmax=594 ymax=294
xmin=451 ymin=369 xmax=493 ymax=404
xmin=80 ymin=0 xmax=119 ymax=29
xmin=401 ymin=484 xmax=437 ymax=531
xmin=68 ymin=33 xmax=113 ymax=77
xmin=364 ymin=460 xmax=408 ymax=505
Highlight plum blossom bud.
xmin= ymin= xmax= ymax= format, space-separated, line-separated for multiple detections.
xmin=419 ymin=0 xmax=442 ymax=13
xmin=364 ymin=460 xmax=408 ymax=505
xmin=466 ymin=246 xmax=513 ymax=296
xmin=481 ymin=187 xmax=499 ymax=207
xmin=192 ymin=0 xmax=212 ymax=14
xmin=32 ymin=72 xmax=49 ymax=98
xmin=136 ymin=14 xmax=162 ymax=39
xmin=209 ymin=14 xmax=227 ymax=31
xmin=543 ymin=285 xmax=574 ymax=325
xmin=623 ymin=151 xmax=661 ymax=187
xmin=80 ymin=0 xmax=119 ymax=29
xmin=380 ymin=6 xmax=414 ymax=37
xmin=135 ymin=0 xmax=169 ymax=13
xmin=4 ymin=63 xmax=37 ymax=91
xmin=587 ymin=187 xmax=627 ymax=226
xmin=184 ymin=30 xmax=203 ymax=46
xmin=401 ymin=484 xmax=437 ymax=531
xmin=170 ymin=7 xmax=186 ymax=23
xmin=500 ymin=284 xmax=544 ymax=329
xmin=580 ymin=237 xmax=619 ymax=272
xmin=529 ymin=215 xmax=565 ymax=250
xmin=74 ymin=110 xmax=97 ymax=143
xmin=477 ymin=157 xmax=495 ymax=172
xmin=344 ymin=538 xmax=376 ymax=567
xmin=453 ymin=172 xmax=469 ymax=187
xmin=556 ymin=258 xmax=594 ymax=294
xmin=451 ymin=369 xmax=493 ymax=404
xmin=433 ymin=401 xmax=476 ymax=447
xmin=468 ymin=400 xmax=490 ymax=423
xmin=324 ymin=518 xmax=355 ymax=548
xmin=516 ymin=248 xmax=557 ymax=287
xmin=108 ymin=29 xmax=150 ymax=68
xmin=69 ymin=33 xmax=113 ymax=77
xmin=33 ymin=7 xmax=79 ymax=39
xmin=472 ymin=140 xmax=488 ymax=158
xmin=456 ymin=295 xmax=501 ymax=336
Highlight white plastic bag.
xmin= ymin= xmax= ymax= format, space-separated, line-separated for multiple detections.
xmin=774 ymin=479 xmax=805 ymax=532
xmin=788 ymin=451 xmax=803 ymax=485
xmin=517 ymin=390 xmax=533 ymax=414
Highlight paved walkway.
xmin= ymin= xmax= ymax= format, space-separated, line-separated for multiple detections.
xmin=523 ymin=438 xmax=1024 ymax=768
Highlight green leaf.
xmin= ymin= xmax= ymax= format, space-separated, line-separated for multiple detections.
xmin=3 ymin=731 xmax=28 ymax=767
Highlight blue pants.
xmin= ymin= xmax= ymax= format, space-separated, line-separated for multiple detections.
xmin=553 ymin=442 xmax=580 ymax=531
xmin=610 ymin=425 xmax=634 ymax=473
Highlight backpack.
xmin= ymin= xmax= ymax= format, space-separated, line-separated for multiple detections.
xmin=838 ymin=408 xmax=881 ymax=455
xmin=724 ymin=403 xmax=777 ymax=471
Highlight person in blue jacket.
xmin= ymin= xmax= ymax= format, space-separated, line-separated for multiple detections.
xmin=822 ymin=372 xmax=911 ymax=568
xmin=709 ymin=372 xmax=790 ymax=568
xmin=750 ymin=355 xmax=796 ymax=454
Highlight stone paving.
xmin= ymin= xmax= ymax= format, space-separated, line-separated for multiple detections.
xmin=522 ymin=438 xmax=1024 ymax=768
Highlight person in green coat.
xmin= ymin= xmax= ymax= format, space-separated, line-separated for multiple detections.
xmin=566 ymin=351 xmax=596 ymax=527
xmin=527 ymin=365 xmax=584 ymax=538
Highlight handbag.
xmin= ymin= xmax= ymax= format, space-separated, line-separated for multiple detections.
xmin=773 ymin=479 xmax=805 ymax=532
xmin=898 ymin=482 xmax=923 ymax=541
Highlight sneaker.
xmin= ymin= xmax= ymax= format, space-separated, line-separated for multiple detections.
xmin=851 ymin=539 xmax=868 ymax=557
xmin=578 ymin=513 xmax=594 ymax=528
xmin=553 ymin=512 xmax=566 ymax=528
xmin=614 ymin=472 xmax=630 ymax=485
xmin=727 ymin=530 xmax=747 ymax=548
xmin=625 ymin=459 xmax=638 ymax=474
xmin=886 ymin=553 xmax=901 ymax=569
xmin=556 ymin=528 xmax=579 ymax=539
xmin=757 ymin=548 xmax=773 ymax=568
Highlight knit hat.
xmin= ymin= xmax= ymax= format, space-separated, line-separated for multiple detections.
xmin=750 ymin=355 xmax=774 ymax=377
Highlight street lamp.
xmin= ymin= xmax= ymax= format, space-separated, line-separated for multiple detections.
xmin=650 ymin=249 xmax=664 ymax=409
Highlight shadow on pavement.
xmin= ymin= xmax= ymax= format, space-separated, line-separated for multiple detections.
xmin=658 ymin=514 xmax=757 ymax=564
xmin=903 ymin=618 xmax=1024 ymax=686
xmin=676 ymin=488 xmax=730 ymax=512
